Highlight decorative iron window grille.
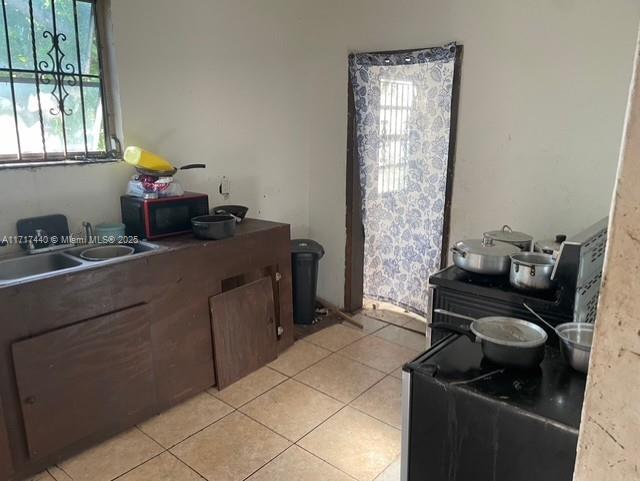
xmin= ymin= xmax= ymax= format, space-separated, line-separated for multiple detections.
xmin=0 ymin=0 xmax=119 ymax=167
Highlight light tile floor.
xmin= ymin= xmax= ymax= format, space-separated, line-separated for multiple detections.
xmin=31 ymin=314 xmax=424 ymax=481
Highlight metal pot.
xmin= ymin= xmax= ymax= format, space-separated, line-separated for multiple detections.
xmin=431 ymin=309 xmax=548 ymax=369
xmin=191 ymin=214 xmax=236 ymax=240
xmin=484 ymin=225 xmax=533 ymax=251
xmin=510 ymin=252 xmax=555 ymax=290
xmin=534 ymin=234 xmax=567 ymax=258
xmin=451 ymin=237 xmax=520 ymax=275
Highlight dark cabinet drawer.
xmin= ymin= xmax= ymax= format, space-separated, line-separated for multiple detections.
xmin=11 ymin=304 xmax=156 ymax=460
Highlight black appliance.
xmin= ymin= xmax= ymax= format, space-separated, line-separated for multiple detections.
xmin=401 ymin=334 xmax=585 ymax=481
xmin=428 ymin=218 xmax=608 ymax=345
xmin=428 ymin=265 xmax=574 ymax=345
xmin=120 ymin=192 xmax=209 ymax=240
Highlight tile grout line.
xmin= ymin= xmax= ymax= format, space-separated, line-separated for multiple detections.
xmin=348 ymin=403 xmax=402 ymax=432
xmin=48 ymin=464 xmax=75 ymax=481
xmin=237 ymin=381 xmax=345 ymax=444
xmin=303 ymin=324 xmax=372 ymax=353
xmin=160 ymin=408 xmax=238 ymax=451
xmin=165 ymin=450 xmax=209 ymax=481
xmin=332 ymin=348 xmax=409 ymax=376
xmin=293 ymin=404 xmax=401 ymax=480
xmin=293 ymin=443 xmax=360 ymax=481
xmin=372 ymin=325 xmax=427 ymax=351
xmin=216 ymin=372 xmax=291 ymax=410
xmin=349 ymin=373 xmax=397 ymax=407
xmin=110 ymin=449 xmax=167 ymax=481
xmin=267 ymin=344 xmax=333 ymax=378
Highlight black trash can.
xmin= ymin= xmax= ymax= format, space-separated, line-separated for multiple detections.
xmin=291 ymin=239 xmax=325 ymax=324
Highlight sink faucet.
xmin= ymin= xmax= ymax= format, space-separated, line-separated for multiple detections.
xmin=34 ymin=228 xmax=49 ymax=247
xmin=83 ymin=222 xmax=94 ymax=244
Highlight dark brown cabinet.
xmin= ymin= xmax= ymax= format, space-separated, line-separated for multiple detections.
xmin=210 ymin=277 xmax=278 ymax=389
xmin=0 ymin=219 xmax=293 ymax=481
xmin=0 ymin=400 xmax=12 ymax=478
xmin=11 ymin=304 xmax=156 ymax=460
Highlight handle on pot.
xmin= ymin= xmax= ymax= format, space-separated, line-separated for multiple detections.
xmin=451 ymin=246 xmax=467 ymax=258
xmin=213 ymin=208 xmax=241 ymax=223
xmin=180 ymin=163 xmax=207 ymax=170
xmin=429 ymin=322 xmax=477 ymax=343
xmin=434 ymin=308 xmax=478 ymax=323
xmin=502 ymin=225 xmax=513 ymax=232
xmin=512 ymin=259 xmax=538 ymax=276
xmin=482 ymin=236 xmax=495 ymax=247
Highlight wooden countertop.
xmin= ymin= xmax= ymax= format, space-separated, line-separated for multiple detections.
xmin=155 ymin=218 xmax=290 ymax=250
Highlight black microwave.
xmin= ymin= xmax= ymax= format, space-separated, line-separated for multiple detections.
xmin=120 ymin=192 xmax=209 ymax=240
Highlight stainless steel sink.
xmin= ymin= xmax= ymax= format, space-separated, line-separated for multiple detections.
xmin=64 ymin=241 xmax=161 ymax=259
xmin=0 ymin=241 xmax=164 ymax=286
xmin=0 ymin=253 xmax=83 ymax=283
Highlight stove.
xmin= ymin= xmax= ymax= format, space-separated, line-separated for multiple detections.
xmin=427 ymin=218 xmax=609 ymax=344
xmin=401 ymin=334 xmax=586 ymax=481
xmin=428 ymin=265 xmax=573 ymax=345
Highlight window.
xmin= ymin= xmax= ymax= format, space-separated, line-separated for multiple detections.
xmin=0 ymin=0 xmax=119 ymax=167
xmin=378 ymin=78 xmax=413 ymax=193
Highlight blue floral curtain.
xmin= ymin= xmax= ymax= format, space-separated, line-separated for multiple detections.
xmin=349 ymin=43 xmax=457 ymax=317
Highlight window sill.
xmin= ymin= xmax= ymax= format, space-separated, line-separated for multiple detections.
xmin=0 ymin=158 xmax=122 ymax=170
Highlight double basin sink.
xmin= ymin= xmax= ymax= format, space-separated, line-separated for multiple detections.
xmin=0 ymin=242 xmax=163 ymax=287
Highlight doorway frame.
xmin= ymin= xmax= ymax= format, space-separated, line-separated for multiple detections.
xmin=344 ymin=45 xmax=464 ymax=313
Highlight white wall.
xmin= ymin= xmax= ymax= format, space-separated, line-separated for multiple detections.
xmin=1 ymin=1 xmax=638 ymax=310
xmin=0 ymin=0 xmax=313 ymax=253
xmin=303 ymin=0 xmax=640 ymax=306
xmin=109 ymin=0 xmax=312 ymax=238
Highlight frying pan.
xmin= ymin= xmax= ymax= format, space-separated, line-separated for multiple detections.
xmin=431 ymin=309 xmax=548 ymax=368
xmin=134 ymin=163 xmax=206 ymax=177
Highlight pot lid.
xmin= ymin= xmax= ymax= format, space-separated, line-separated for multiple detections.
xmin=454 ymin=238 xmax=520 ymax=257
xmin=484 ymin=225 xmax=533 ymax=243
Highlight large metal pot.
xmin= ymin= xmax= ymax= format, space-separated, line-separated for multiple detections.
xmin=451 ymin=237 xmax=520 ymax=275
xmin=431 ymin=309 xmax=548 ymax=369
xmin=510 ymin=252 xmax=555 ymax=290
xmin=484 ymin=225 xmax=533 ymax=251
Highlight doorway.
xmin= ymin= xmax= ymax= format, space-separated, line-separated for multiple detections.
xmin=345 ymin=43 xmax=463 ymax=316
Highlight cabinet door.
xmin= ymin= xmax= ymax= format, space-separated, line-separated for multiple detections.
xmin=210 ymin=277 xmax=277 ymax=389
xmin=0 ymin=399 xmax=12 ymax=479
xmin=12 ymin=304 xmax=156 ymax=459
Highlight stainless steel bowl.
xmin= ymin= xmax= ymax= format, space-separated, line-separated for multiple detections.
xmin=509 ymin=252 xmax=556 ymax=290
xmin=556 ymin=323 xmax=593 ymax=373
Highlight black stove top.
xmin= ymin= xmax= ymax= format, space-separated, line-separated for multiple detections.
xmin=407 ymin=334 xmax=586 ymax=429
xmin=430 ymin=266 xmax=566 ymax=305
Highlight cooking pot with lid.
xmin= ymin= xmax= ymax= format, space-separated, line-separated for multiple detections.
xmin=451 ymin=237 xmax=520 ymax=275
xmin=484 ymin=225 xmax=533 ymax=251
